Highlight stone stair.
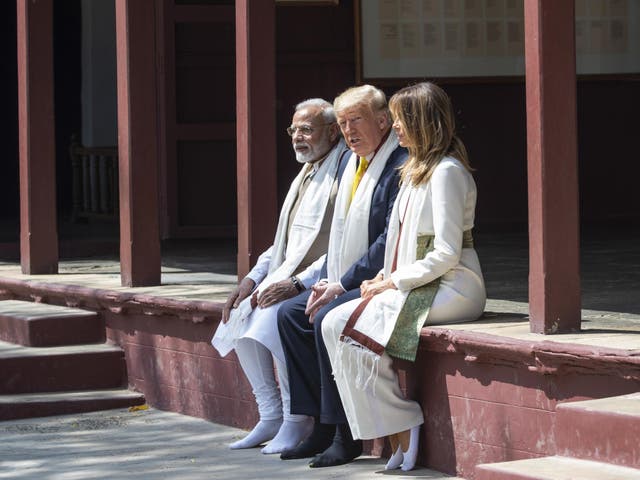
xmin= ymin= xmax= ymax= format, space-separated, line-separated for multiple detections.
xmin=0 ymin=299 xmax=144 ymax=420
xmin=555 ymin=393 xmax=640 ymax=469
xmin=476 ymin=394 xmax=640 ymax=480
xmin=0 ymin=299 xmax=105 ymax=347
xmin=476 ymin=456 xmax=640 ymax=480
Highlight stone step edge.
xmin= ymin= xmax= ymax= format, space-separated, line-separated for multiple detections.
xmin=0 ymin=389 xmax=145 ymax=403
xmin=0 ymin=312 xmax=105 ymax=348
xmin=555 ymin=393 xmax=640 ymax=470
xmin=0 ymin=299 xmax=99 ymax=318
xmin=557 ymin=392 xmax=640 ymax=416
xmin=0 ymin=277 xmax=222 ymax=324
xmin=0 ymin=389 xmax=146 ymax=421
xmin=0 ymin=340 xmax=124 ymax=359
xmin=476 ymin=456 xmax=640 ymax=480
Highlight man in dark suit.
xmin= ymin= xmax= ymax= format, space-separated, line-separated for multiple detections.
xmin=277 ymin=84 xmax=408 ymax=468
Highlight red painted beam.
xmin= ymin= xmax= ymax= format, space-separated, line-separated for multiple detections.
xmin=235 ymin=0 xmax=278 ymax=278
xmin=16 ymin=0 xmax=58 ymax=274
xmin=115 ymin=0 xmax=161 ymax=286
xmin=524 ymin=0 xmax=581 ymax=333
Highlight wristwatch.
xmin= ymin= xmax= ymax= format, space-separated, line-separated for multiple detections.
xmin=290 ymin=275 xmax=304 ymax=293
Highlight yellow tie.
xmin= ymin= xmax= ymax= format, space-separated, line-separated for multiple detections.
xmin=351 ymin=156 xmax=369 ymax=202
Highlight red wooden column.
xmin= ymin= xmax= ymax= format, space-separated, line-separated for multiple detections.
xmin=115 ymin=0 xmax=161 ymax=286
xmin=235 ymin=0 xmax=278 ymax=278
xmin=524 ymin=0 xmax=581 ymax=333
xmin=16 ymin=0 xmax=58 ymax=275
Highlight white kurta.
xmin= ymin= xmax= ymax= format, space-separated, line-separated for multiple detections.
xmin=322 ymin=157 xmax=486 ymax=440
xmin=212 ymin=141 xmax=345 ymax=361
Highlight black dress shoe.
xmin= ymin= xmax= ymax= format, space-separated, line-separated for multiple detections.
xmin=308 ymin=423 xmax=363 ymax=468
xmin=280 ymin=422 xmax=335 ymax=460
xmin=308 ymin=439 xmax=363 ymax=468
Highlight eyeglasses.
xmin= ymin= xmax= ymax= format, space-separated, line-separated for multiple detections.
xmin=286 ymin=123 xmax=334 ymax=137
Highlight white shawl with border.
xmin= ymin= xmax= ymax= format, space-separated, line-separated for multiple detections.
xmin=334 ymin=181 xmax=428 ymax=390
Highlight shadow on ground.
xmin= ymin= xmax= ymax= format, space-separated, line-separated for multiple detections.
xmin=0 ymin=408 xmax=461 ymax=480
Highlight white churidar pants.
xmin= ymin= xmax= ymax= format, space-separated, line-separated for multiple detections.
xmin=234 ymin=301 xmax=305 ymax=423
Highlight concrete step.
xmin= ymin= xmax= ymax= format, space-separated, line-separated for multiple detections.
xmin=0 ymin=389 xmax=146 ymax=420
xmin=0 ymin=300 xmax=104 ymax=347
xmin=556 ymin=393 xmax=640 ymax=469
xmin=0 ymin=340 xmax=127 ymax=394
xmin=475 ymin=456 xmax=640 ymax=480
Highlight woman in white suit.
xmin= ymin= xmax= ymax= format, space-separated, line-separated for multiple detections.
xmin=321 ymin=82 xmax=486 ymax=471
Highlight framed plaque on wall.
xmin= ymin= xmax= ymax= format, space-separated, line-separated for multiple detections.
xmin=356 ymin=0 xmax=640 ymax=83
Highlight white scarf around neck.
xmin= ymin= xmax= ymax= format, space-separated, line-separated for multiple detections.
xmin=268 ymin=139 xmax=345 ymax=280
xmin=326 ymin=130 xmax=399 ymax=283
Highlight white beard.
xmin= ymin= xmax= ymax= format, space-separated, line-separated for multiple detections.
xmin=295 ymin=149 xmax=315 ymax=163
xmin=294 ymin=137 xmax=333 ymax=164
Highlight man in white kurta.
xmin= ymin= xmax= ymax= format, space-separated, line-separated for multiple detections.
xmin=211 ymin=99 xmax=349 ymax=454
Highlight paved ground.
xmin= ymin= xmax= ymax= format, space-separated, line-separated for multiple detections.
xmin=0 ymin=408 xmax=461 ymax=480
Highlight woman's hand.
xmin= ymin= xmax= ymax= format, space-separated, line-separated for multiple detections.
xmin=360 ymin=276 xmax=396 ymax=300
xmin=360 ymin=272 xmax=383 ymax=292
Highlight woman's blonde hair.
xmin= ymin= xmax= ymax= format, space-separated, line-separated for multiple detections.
xmin=389 ymin=82 xmax=472 ymax=186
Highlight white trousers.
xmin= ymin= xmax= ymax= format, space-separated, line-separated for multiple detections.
xmin=321 ymin=299 xmax=424 ymax=440
xmin=235 ymin=337 xmax=305 ymax=423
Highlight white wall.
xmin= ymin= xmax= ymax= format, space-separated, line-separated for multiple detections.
xmin=81 ymin=0 xmax=117 ymax=147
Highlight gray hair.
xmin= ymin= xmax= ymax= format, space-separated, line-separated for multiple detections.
xmin=294 ymin=98 xmax=336 ymax=124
